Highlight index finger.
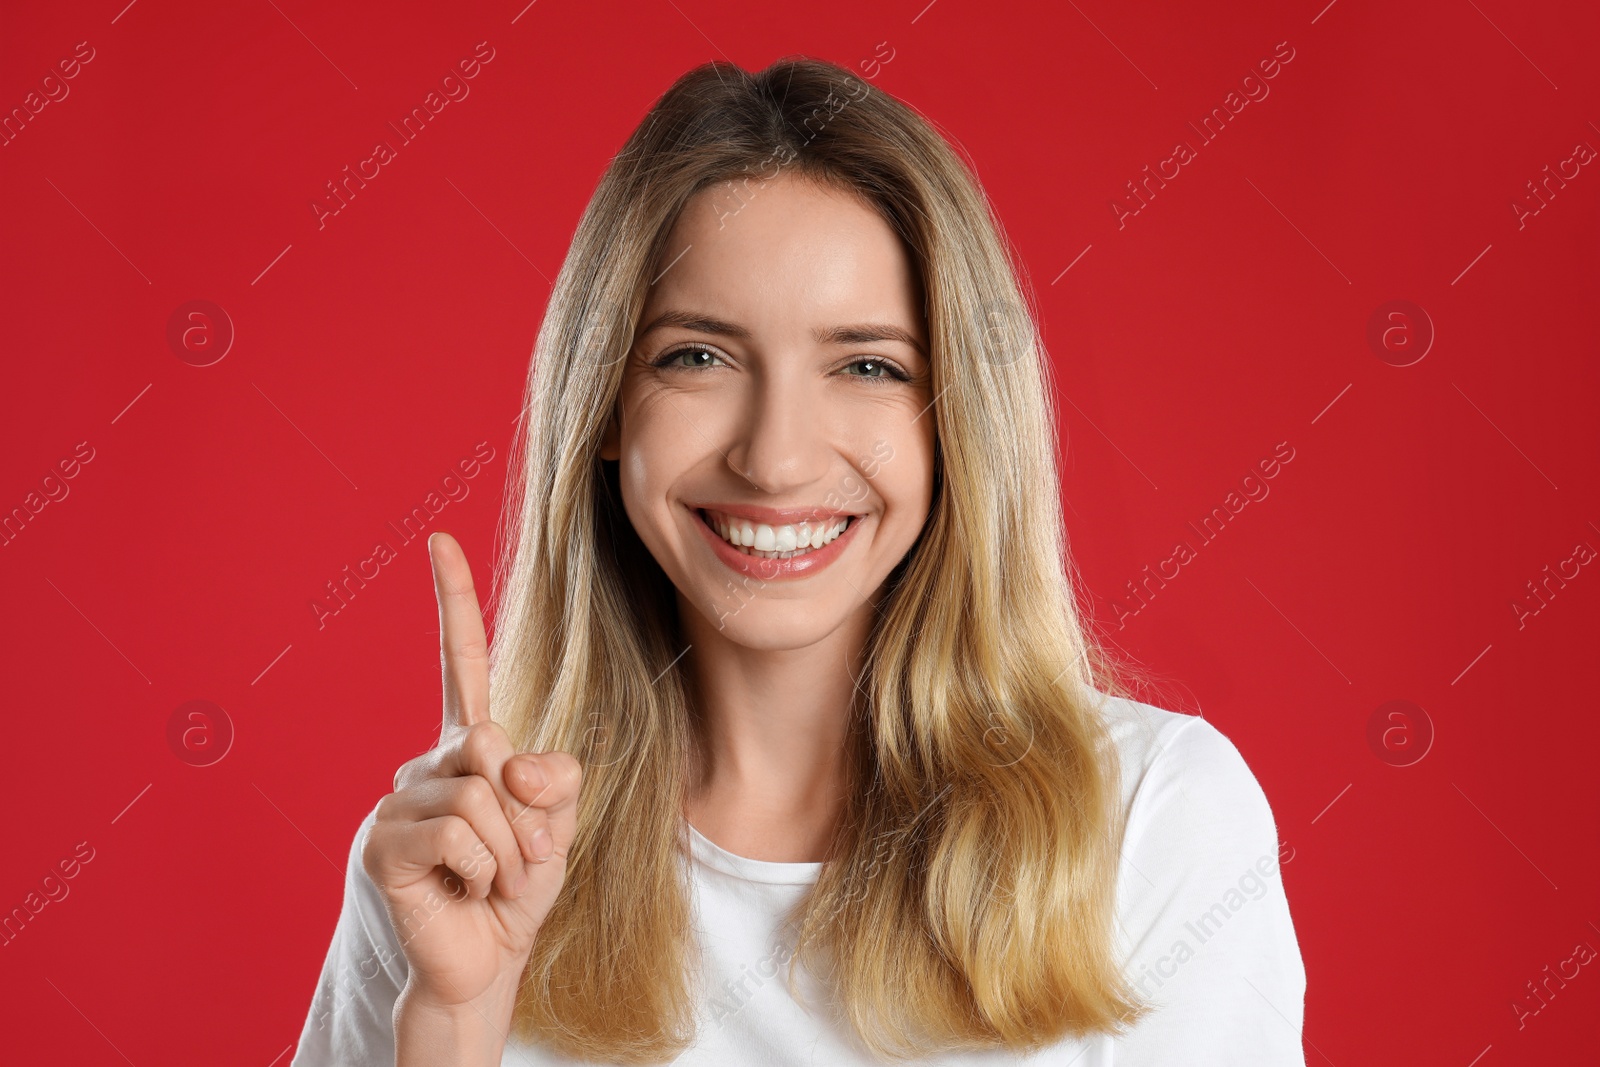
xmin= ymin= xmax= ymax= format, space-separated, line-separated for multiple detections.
xmin=428 ymin=531 xmax=490 ymax=730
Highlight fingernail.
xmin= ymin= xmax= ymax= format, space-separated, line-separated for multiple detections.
xmin=519 ymin=757 xmax=547 ymax=792
xmin=531 ymin=826 xmax=551 ymax=862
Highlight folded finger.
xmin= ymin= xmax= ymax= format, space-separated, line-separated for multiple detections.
xmin=384 ymin=814 xmax=498 ymax=901
xmin=504 ymin=751 xmax=581 ymax=859
xmin=391 ymin=775 xmax=527 ymax=897
xmin=439 ymin=721 xmax=540 ymax=864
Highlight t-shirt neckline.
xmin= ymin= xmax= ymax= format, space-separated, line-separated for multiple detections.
xmin=686 ymin=821 xmax=823 ymax=886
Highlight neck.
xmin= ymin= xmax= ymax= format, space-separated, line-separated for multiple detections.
xmin=676 ymin=592 xmax=875 ymax=863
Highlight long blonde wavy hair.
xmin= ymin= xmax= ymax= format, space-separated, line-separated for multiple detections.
xmin=485 ymin=54 xmax=1152 ymax=1063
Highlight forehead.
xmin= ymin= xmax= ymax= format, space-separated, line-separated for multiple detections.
xmin=642 ymin=172 xmax=924 ymax=337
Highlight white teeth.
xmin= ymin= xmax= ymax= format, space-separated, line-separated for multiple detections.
xmin=704 ymin=510 xmax=851 ymax=559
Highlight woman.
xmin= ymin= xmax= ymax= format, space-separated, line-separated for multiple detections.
xmin=292 ymin=55 xmax=1306 ymax=1066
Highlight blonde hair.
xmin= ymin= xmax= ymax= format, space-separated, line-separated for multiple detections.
xmin=486 ymin=55 xmax=1152 ymax=1062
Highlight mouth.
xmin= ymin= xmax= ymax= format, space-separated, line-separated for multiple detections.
xmin=689 ymin=505 xmax=863 ymax=580
xmin=697 ymin=507 xmax=855 ymax=560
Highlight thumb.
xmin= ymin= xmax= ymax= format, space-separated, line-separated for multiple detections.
xmin=503 ymin=752 xmax=582 ymax=839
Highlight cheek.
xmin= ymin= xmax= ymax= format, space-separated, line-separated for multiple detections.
xmin=619 ymin=447 xmax=680 ymax=561
xmin=618 ymin=389 xmax=675 ymax=489
xmin=620 ymin=446 xmax=655 ymax=504
xmin=867 ymin=425 xmax=935 ymax=530
xmin=616 ymin=391 xmax=705 ymax=554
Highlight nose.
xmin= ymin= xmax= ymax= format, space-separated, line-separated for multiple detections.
xmin=722 ymin=368 xmax=831 ymax=495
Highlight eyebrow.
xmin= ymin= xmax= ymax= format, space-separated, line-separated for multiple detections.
xmin=636 ymin=309 xmax=927 ymax=358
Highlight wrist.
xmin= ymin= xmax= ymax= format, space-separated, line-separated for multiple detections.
xmin=394 ymin=979 xmax=517 ymax=1067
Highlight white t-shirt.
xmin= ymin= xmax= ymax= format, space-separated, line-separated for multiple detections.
xmin=291 ymin=692 xmax=1307 ymax=1065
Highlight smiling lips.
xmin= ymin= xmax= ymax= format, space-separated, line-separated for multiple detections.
xmin=701 ymin=508 xmax=851 ymax=557
xmin=692 ymin=506 xmax=861 ymax=578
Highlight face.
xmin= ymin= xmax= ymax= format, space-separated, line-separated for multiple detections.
xmin=600 ymin=171 xmax=936 ymax=651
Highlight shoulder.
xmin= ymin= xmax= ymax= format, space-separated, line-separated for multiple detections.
xmin=1083 ymin=690 xmax=1307 ymax=1061
xmin=1084 ymin=687 xmax=1279 ymax=856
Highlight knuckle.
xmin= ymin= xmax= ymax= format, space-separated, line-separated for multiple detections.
xmin=460 ymin=773 xmax=498 ymax=815
xmin=393 ymin=750 xmax=436 ymax=791
xmin=461 ymin=720 xmax=509 ymax=767
xmin=461 ymin=848 xmax=494 ymax=881
xmin=548 ymin=751 xmax=584 ymax=793
xmin=360 ymin=824 xmax=393 ymax=881
xmin=440 ymin=814 xmax=473 ymax=853
xmin=374 ymin=792 xmax=401 ymax=821
xmin=457 ymin=834 xmax=495 ymax=880
xmin=520 ymin=806 xmax=551 ymax=838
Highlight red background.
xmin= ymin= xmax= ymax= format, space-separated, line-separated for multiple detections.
xmin=2 ymin=0 xmax=1596 ymax=1063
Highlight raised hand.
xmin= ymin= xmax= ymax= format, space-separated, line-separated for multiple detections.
xmin=361 ymin=531 xmax=581 ymax=1023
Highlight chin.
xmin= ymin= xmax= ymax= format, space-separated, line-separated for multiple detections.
xmin=697 ymin=598 xmax=844 ymax=650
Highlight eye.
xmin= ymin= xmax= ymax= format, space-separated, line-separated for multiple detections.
xmin=841 ymin=357 xmax=911 ymax=383
xmin=652 ymin=344 xmax=726 ymax=370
